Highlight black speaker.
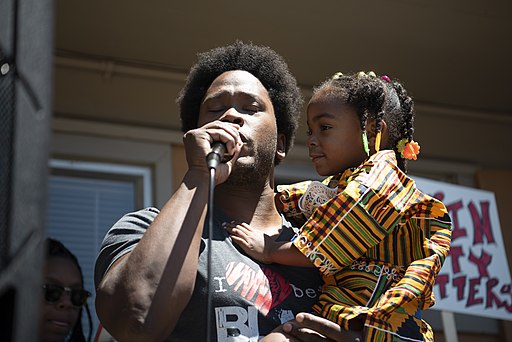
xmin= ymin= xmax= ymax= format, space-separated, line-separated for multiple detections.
xmin=0 ymin=0 xmax=53 ymax=341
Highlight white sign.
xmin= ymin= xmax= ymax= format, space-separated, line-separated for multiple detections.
xmin=414 ymin=177 xmax=512 ymax=320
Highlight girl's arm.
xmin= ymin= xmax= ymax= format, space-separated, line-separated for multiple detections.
xmin=225 ymin=222 xmax=314 ymax=267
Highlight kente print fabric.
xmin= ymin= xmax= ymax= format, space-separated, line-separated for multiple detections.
xmin=277 ymin=150 xmax=452 ymax=342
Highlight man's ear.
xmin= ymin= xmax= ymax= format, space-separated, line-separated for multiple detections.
xmin=275 ymin=133 xmax=286 ymax=162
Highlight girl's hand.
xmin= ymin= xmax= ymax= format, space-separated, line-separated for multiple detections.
xmin=223 ymin=222 xmax=274 ymax=264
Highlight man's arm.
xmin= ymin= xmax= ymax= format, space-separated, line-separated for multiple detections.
xmin=95 ymin=122 xmax=242 ymax=341
xmin=95 ymin=170 xmax=210 ymax=341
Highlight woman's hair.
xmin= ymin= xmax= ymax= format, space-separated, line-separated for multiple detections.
xmin=177 ymin=40 xmax=304 ymax=164
xmin=313 ymin=72 xmax=415 ymax=171
xmin=46 ymin=238 xmax=92 ymax=342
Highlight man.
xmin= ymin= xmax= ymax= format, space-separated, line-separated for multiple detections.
xmin=95 ymin=41 xmax=345 ymax=341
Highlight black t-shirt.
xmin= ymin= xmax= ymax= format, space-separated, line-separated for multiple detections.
xmin=95 ymin=207 xmax=322 ymax=341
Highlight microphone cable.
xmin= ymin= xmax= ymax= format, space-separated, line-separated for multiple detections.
xmin=205 ymin=142 xmax=226 ymax=342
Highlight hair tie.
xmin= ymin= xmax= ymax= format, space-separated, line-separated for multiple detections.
xmin=396 ymin=138 xmax=420 ymax=160
xmin=362 ymin=132 xmax=370 ymax=156
xmin=375 ymin=132 xmax=382 ymax=152
xmin=381 ymin=75 xmax=391 ymax=83
xmin=332 ymin=72 xmax=344 ymax=80
xmin=356 ymin=71 xmax=377 ymax=78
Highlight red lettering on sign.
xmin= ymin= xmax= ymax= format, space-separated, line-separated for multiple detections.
xmin=449 ymin=246 xmax=464 ymax=274
xmin=468 ymin=201 xmax=495 ymax=245
xmin=435 ymin=274 xmax=449 ymax=299
xmin=467 ymin=278 xmax=484 ymax=306
xmin=446 ymin=200 xmax=467 ymax=241
xmin=453 ymin=276 xmax=466 ymax=301
xmin=468 ymin=250 xmax=492 ymax=277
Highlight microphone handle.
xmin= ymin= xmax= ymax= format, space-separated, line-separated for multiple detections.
xmin=206 ymin=142 xmax=227 ymax=170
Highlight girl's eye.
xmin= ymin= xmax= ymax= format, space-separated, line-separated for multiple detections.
xmin=320 ymin=125 xmax=332 ymax=131
xmin=306 ymin=128 xmax=312 ymax=136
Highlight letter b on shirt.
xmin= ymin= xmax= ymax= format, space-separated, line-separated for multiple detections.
xmin=215 ymin=306 xmax=259 ymax=341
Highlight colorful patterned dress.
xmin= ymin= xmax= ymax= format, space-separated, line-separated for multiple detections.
xmin=277 ymin=150 xmax=452 ymax=342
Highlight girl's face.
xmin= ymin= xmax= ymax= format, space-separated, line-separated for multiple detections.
xmin=40 ymin=257 xmax=82 ymax=342
xmin=306 ymin=93 xmax=368 ymax=176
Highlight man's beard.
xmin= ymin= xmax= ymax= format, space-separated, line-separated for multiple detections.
xmin=225 ymin=139 xmax=276 ymax=188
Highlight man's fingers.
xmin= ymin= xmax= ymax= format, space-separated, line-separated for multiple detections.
xmin=292 ymin=313 xmax=342 ymax=341
xmin=202 ymin=122 xmax=242 ymax=154
xmin=282 ymin=320 xmax=334 ymax=342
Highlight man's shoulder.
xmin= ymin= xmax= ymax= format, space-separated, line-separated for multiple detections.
xmin=118 ymin=207 xmax=160 ymax=224
xmin=134 ymin=206 xmax=160 ymax=216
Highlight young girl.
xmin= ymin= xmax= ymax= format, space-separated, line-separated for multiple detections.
xmin=225 ymin=71 xmax=452 ymax=342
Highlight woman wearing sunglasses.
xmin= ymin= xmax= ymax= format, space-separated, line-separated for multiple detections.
xmin=40 ymin=238 xmax=92 ymax=342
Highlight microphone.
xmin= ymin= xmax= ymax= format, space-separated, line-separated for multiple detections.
xmin=206 ymin=141 xmax=227 ymax=170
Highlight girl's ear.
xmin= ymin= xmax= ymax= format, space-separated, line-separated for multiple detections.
xmin=367 ymin=119 xmax=389 ymax=153
xmin=276 ymin=133 xmax=286 ymax=162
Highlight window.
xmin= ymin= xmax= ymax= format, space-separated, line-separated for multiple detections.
xmin=46 ymin=159 xmax=152 ymax=336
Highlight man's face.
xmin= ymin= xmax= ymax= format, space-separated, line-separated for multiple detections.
xmin=198 ymin=70 xmax=278 ymax=185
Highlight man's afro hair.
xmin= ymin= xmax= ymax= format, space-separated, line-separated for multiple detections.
xmin=177 ymin=40 xmax=304 ymax=155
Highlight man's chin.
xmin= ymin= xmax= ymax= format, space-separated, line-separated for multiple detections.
xmin=226 ymin=146 xmax=275 ymax=187
xmin=227 ymin=160 xmax=269 ymax=187
xmin=226 ymin=165 xmax=257 ymax=186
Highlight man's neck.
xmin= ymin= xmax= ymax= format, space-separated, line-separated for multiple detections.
xmin=214 ymin=181 xmax=282 ymax=234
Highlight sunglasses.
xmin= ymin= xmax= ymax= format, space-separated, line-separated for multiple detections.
xmin=43 ymin=284 xmax=91 ymax=307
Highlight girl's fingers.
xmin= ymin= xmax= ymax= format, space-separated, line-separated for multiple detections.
xmin=230 ymin=235 xmax=249 ymax=248
xmin=224 ymin=223 xmax=248 ymax=239
xmin=239 ymin=222 xmax=252 ymax=231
